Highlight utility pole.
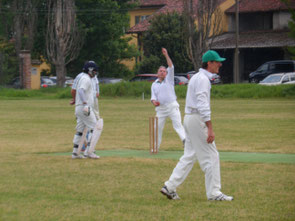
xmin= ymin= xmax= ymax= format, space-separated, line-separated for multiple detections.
xmin=234 ymin=0 xmax=240 ymax=83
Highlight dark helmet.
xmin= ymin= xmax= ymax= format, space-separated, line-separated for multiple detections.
xmin=82 ymin=61 xmax=98 ymax=74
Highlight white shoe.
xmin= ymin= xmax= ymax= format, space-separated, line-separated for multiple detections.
xmin=209 ymin=193 xmax=234 ymax=201
xmin=72 ymin=153 xmax=86 ymax=159
xmin=85 ymin=153 xmax=100 ymax=159
xmin=160 ymin=186 xmax=180 ymax=200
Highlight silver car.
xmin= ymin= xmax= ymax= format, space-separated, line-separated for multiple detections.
xmin=259 ymin=73 xmax=295 ymax=86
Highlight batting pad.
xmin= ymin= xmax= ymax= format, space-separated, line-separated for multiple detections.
xmin=88 ymin=118 xmax=103 ymax=154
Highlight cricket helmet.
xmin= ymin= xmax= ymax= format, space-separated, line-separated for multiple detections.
xmin=83 ymin=61 xmax=98 ymax=74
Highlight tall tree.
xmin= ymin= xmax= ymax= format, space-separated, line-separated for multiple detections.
xmin=182 ymin=0 xmax=223 ymax=70
xmin=138 ymin=12 xmax=193 ymax=74
xmin=0 ymin=0 xmax=38 ymax=87
xmin=46 ymin=0 xmax=84 ymax=86
xmin=281 ymin=0 xmax=295 ymax=58
xmin=70 ymin=0 xmax=138 ymax=79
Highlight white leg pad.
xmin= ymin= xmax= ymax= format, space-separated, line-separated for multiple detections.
xmin=88 ymin=118 xmax=103 ymax=154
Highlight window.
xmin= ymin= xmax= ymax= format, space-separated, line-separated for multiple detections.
xmin=257 ymin=64 xmax=268 ymax=72
xmin=239 ymin=13 xmax=272 ymax=31
xmin=135 ymin=15 xmax=149 ymax=24
xmin=275 ymin=63 xmax=294 ymax=72
xmin=282 ymin=75 xmax=289 ymax=83
xmin=290 ymin=74 xmax=295 ymax=81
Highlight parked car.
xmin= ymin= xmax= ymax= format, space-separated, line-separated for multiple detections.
xmin=174 ymin=76 xmax=189 ymax=85
xmin=175 ymin=73 xmax=190 ymax=80
xmin=98 ymin=77 xmax=123 ymax=84
xmin=130 ymin=74 xmax=188 ymax=85
xmin=49 ymin=76 xmax=74 ymax=87
xmin=41 ymin=77 xmax=55 ymax=88
xmin=259 ymin=72 xmax=295 ymax=86
xmin=249 ymin=60 xmax=295 ymax=83
xmin=187 ymin=71 xmax=222 ymax=84
xmin=129 ymin=74 xmax=157 ymax=82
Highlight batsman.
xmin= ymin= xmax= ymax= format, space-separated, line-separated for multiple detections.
xmin=71 ymin=61 xmax=103 ymax=159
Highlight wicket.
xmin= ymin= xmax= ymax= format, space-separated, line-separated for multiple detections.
xmin=149 ymin=117 xmax=158 ymax=154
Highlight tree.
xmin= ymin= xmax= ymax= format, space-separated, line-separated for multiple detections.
xmin=182 ymin=0 xmax=223 ymax=70
xmin=46 ymin=0 xmax=84 ymax=87
xmin=69 ymin=0 xmax=139 ymax=79
xmin=0 ymin=0 xmax=38 ymax=87
xmin=138 ymin=12 xmax=193 ymax=74
xmin=281 ymin=0 xmax=295 ymax=58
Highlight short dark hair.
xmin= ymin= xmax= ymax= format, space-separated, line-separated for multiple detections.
xmin=202 ymin=62 xmax=208 ymax=69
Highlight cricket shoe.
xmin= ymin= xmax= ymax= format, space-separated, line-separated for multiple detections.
xmin=84 ymin=153 xmax=100 ymax=159
xmin=208 ymin=193 xmax=234 ymax=201
xmin=72 ymin=153 xmax=86 ymax=159
xmin=160 ymin=186 xmax=180 ymax=200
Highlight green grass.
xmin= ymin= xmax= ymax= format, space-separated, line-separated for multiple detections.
xmin=0 ymin=98 xmax=295 ymax=220
xmin=49 ymin=150 xmax=295 ymax=164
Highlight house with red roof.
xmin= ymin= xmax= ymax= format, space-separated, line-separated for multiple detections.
xmin=125 ymin=0 xmax=295 ymax=83
xmin=212 ymin=0 xmax=295 ymax=82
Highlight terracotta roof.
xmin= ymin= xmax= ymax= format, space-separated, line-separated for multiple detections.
xmin=210 ymin=30 xmax=295 ymax=49
xmin=127 ymin=0 xmax=228 ymax=33
xmin=127 ymin=0 xmax=190 ymax=33
xmin=226 ymin=0 xmax=295 ymax=13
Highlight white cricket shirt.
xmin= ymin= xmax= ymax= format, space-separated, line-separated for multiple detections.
xmin=185 ymin=68 xmax=213 ymax=122
xmin=151 ymin=65 xmax=177 ymax=105
xmin=72 ymin=72 xmax=84 ymax=90
xmin=75 ymin=73 xmax=94 ymax=108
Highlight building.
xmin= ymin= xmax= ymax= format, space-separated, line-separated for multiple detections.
xmin=212 ymin=0 xmax=295 ymax=82
xmin=126 ymin=0 xmax=295 ymax=83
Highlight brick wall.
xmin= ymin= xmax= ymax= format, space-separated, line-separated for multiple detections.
xmin=19 ymin=50 xmax=31 ymax=89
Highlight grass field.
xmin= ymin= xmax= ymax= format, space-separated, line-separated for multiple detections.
xmin=0 ymin=98 xmax=295 ymax=220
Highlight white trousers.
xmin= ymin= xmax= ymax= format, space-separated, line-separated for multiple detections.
xmin=72 ymin=106 xmax=97 ymax=153
xmin=75 ymin=106 xmax=97 ymax=132
xmin=155 ymin=101 xmax=185 ymax=149
xmin=165 ymin=114 xmax=222 ymax=199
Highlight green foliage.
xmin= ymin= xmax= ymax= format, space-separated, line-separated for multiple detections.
xmin=1 ymin=83 xmax=295 ymax=99
xmin=0 ymin=37 xmax=18 ymax=84
xmin=281 ymin=0 xmax=295 ymax=58
xmin=139 ymin=12 xmax=193 ymax=74
xmin=133 ymin=55 xmax=160 ymax=74
xmin=68 ymin=0 xmax=138 ymax=78
xmin=210 ymin=84 xmax=295 ymax=99
xmin=100 ymin=81 xmax=152 ymax=97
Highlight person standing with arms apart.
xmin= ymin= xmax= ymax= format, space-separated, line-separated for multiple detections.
xmin=160 ymin=50 xmax=233 ymax=201
xmin=151 ymin=48 xmax=185 ymax=151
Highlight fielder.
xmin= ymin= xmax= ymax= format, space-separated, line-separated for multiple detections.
xmin=160 ymin=50 xmax=234 ymax=201
xmin=150 ymin=48 xmax=185 ymax=151
xmin=72 ymin=61 xmax=103 ymax=159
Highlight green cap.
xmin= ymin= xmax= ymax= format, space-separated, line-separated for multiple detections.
xmin=202 ymin=50 xmax=226 ymax=63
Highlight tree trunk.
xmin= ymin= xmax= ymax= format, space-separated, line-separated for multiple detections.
xmin=182 ymin=0 xmax=222 ymax=70
xmin=55 ymin=63 xmax=66 ymax=87
xmin=46 ymin=0 xmax=84 ymax=87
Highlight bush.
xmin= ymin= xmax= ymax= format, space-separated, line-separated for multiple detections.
xmin=0 ymin=83 xmax=295 ymax=99
xmin=100 ymin=81 xmax=152 ymax=97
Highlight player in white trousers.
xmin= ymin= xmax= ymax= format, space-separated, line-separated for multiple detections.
xmin=151 ymin=48 xmax=185 ymax=151
xmin=72 ymin=61 xmax=102 ymax=159
xmin=160 ymin=50 xmax=233 ymax=201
